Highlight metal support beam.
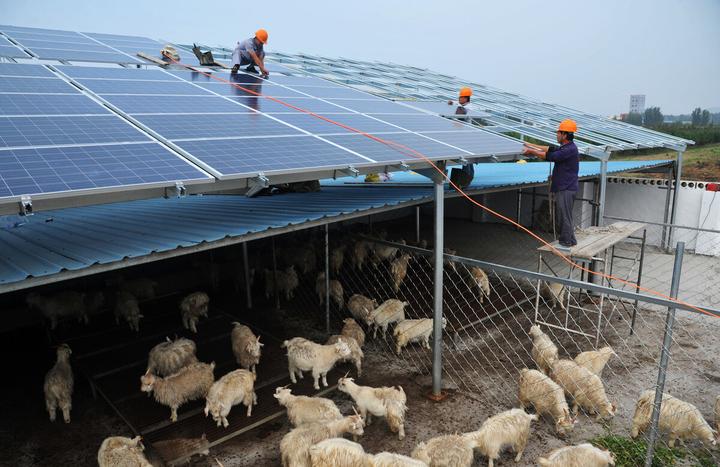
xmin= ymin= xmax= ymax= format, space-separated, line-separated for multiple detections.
xmin=415 ymin=206 xmax=421 ymax=243
xmin=242 ymin=242 xmax=252 ymax=309
xmin=431 ymin=180 xmax=445 ymax=398
xmin=597 ymin=157 xmax=609 ymax=226
xmin=515 ymin=189 xmax=522 ymax=231
xmin=660 ymin=166 xmax=673 ymax=250
xmin=668 ymin=152 xmax=684 ymax=248
xmin=645 ymin=241 xmax=684 ymax=467
xmin=271 ymin=238 xmax=279 ymax=310
xmin=325 ymin=224 xmax=330 ymax=334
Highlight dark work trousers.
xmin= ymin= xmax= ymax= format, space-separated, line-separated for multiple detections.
xmin=555 ymin=190 xmax=577 ymax=245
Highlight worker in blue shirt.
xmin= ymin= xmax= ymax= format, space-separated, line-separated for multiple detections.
xmin=231 ymin=29 xmax=270 ymax=76
xmin=522 ymin=119 xmax=580 ymax=248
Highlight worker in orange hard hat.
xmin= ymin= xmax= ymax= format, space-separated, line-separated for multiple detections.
xmin=448 ymin=87 xmax=472 ymax=116
xmin=522 ymin=119 xmax=580 ymax=248
xmin=447 ymin=87 xmax=476 ymax=188
xmin=231 ymin=29 xmax=270 ymax=76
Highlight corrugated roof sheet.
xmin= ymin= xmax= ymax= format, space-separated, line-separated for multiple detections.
xmin=0 ymin=160 xmax=669 ymax=289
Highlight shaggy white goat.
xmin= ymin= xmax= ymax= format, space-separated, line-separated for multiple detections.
xmin=204 ymin=369 xmax=257 ymax=427
xmin=282 ymin=337 xmax=351 ymax=390
xmin=231 ymin=322 xmax=263 ymax=374
xmin=337 ymin=376 xmax=407 ymax=440
xmin=140 ymin=361 xmax=215 ymax=422
xmin=529 ymin=324 xmax=559 ymax=374
xmin=274 ymin=386 xmax=342 ymax=427
xmin=44 ymin=344 xmax=73 ymax=423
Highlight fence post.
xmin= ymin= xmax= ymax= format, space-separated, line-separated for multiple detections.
xmin=644 ymin=241 xmax=685 ymax=467
xmin=432 ymin=179 xmax=445 ymax=398
xmin=325 ymin=224 xmax=330 ymax=334
xmin=242 ymin=242 xmax=252 ymax=309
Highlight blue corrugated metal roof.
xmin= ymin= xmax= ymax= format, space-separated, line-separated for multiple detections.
xmin=0 ymin=160 xmax=669 ymax=288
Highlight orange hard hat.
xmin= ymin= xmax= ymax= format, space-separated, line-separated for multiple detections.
xmin=255 ymin=29 xmax=269 ymax=44
xmin=558 ymin=119 xmax=577 ymax=133
xmin=459 ymin=87 xmax=472 ymax=98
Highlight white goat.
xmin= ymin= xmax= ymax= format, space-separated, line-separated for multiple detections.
xmin=316 ymin=272 xmax=344 ymax=309
xmin=347 ymin=294 xmax=378 ymax=323
xmin=264 ymin=266 xmax=300 ymax=301
xmin=337 ymin=377 xmax=407 ymax=440
xmin=529 ymin=324 xmax=559 ymax=374
xmin=204 ymin=369 xmax=257 ymax=427
xmin=27 ymin=291 xmax=88 ymax=329
xmin=146 ymin=337 xmax=198 ymax=377
xmin=630 ymin=390 xmax=716 ymax=448
xmin=280 ymin=414 xmax=365 ymax=467
xmin=372 ymin=452 xmax=429 ymax=467
xmin=326 ymin=334 xmax=364 ymax=376
xmin=545 ymin=282 xmax=567 ymax=309
xmin=341 ymin=317 xmax=366 ymax=348
xmin=114 ymin=290 xmax=143 ymax=332
xmin=97 ymin=436 xmax=152 ymax=467
xmin=331 ymin=245 xmax=346 ymax=275
xmin=393 ymin=317 xmax=446 ymax=355
xmin=411 ymin=434 xmax=474 ymax=467
xmin=367 ymin=299 xmax=408 ymax=338
xmin=179 ymin=291 xmax=209 ymax=333
xmin=140 ymin=361 xmax=215 ymax=422
xmin=518 ymin=368 xmax=576 ymax=435
xmin=538 ymin=443 xmax=616 ymax=467
xmin=574 ymin=346 xmax=615 ymax=376
xmin=44 ymin=344 xmax=73 ymax=423
xmin=274 ymin=386 xmax=342 ymax=427
xmin=390 ymin=253 xmax=412 ymax=292
xmin=469 ymin=267 xmax=490 ymax=303
xmin=282 ymin=337 xmax=351 ymax=390
xmin=372 ymin=239 xmax=406 ymax=265
xmin=309 ymin=438 xmax=372 ymax=467
xmin=550 ymin=359 xmax=616 ymax=420
xmin=231 ymin=322 xmax=263 ymax=374
xmin=464 ymin=408 xmax=538 ymax=467
xmin=352 ymin=240 xmax=369 ymax=271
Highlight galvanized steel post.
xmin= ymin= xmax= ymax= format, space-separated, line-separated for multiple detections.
xmin=668 ymin=152 xmax=684 ymax=249
xmin=242 ymin=242 xmax=252 ymax=309
xmin=644 ymin=241 xmax=684 ymax=467
xmin=325 ymin=224 xmax=330 ymax=334
xmin=597 ymin=157 xmax=609 ymax=226
xmin=416 ymin=206 xmax=421 ymax=244
xmin=432 ymin=179 xmax=444 ymax=397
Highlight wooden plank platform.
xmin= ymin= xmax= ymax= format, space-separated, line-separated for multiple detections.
xmin=538 ymin=221 xmax=646 ymax=260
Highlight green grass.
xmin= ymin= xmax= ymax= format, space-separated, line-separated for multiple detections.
xmin=611 ymin=143 xmax=720 ymax=182
xmin=591 ymin=434 xmax=717 ymax=467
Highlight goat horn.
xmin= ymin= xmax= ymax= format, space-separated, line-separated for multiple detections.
xmin=352 ymin=406 xmax=359 ymax=416
xmin=343 ymin=371 xmax=350 ymax=379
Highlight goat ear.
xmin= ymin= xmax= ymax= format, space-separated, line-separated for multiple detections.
xmin=204 ymin=405 xmax=209 ymax=416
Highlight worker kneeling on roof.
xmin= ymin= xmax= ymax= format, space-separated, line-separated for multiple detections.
xmin=522 ymin=119 xmax=579 ymax=249
xmin=231 ymin=29 xmax=270 ymax=76
xmin=448 ymin=87 xmax=475 ymax=188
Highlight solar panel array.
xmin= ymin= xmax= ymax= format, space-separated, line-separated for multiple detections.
xmin=0 ymin=24 xmax=523 ymax=210
xmin=0 ymin=63 xmax=211 ymax=200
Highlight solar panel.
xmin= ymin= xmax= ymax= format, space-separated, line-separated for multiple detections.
xmin=322 ymin=133 xmax=468 ymax=162
xmin=262 ymin=75 xmax=338 ymax=87
xmin=0 ymin=44 xmax=29 ymax=58
xmin=169 ymin=70 xmax=266 ymax=85
xmin=0 ymin=116 xmax=150 ymax=148
xmin=232 ymin=97 xmax=348 ymax=114
xmin=29 ymin=48 xmax=137 ymax=63
xmin=102 ymin=95 xmax=246 ymax=114
xmin=175 ymin=135 xmax=371 ymax=177
xmin=0 ymin=25 xmax=79 ymax=37
xmin=271 ymin=113 xmax=402 ymax=134
xmin=420 ymin=131 xmax=522 ymax=156
xmin=20 ymin=39 xmax=113 ymax=52
xmin=0 ymin=76 xmax=79 ymax=94
xmin=0 ymin=94 xmax=111 ymax=116
xmin=325 ymin=99 xmax=423 ymax=114
xmin=368 ymin=114 xmax=476 ymax=132
xmin=197 ymin=82 xmax=306 ymax=98
xmin=133 ymin=113 xmax=302 ymax=140
xmin=284 ymin=86 xmax=382 ymax=99
xmin=76 ymin=79 xmax=210 ymax=95
xmin=0 ymin=63 xmax=55 ymax=78
xmin=0 ymin=142 xmax=210 ymax=198
xmin=57 ymin=65 xmax=176 ymax=81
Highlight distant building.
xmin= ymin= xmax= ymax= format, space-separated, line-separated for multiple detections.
xmin=629 ymin=94 xmax=646 ymax=114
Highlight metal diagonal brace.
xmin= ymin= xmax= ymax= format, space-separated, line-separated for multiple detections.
xmin=334 ymin=166 xmax=360 ymax=179
xmin=246 ymin=173 xmax=270 ymax=198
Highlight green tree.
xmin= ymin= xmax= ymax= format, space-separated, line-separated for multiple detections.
xmin=625 ymin=112 xmax=643 ymax=125
xmin=701 ymin=109 xmax=711 ymax=126
xmin=691 ymin=107 xmax=703 ymax=126
xmin=643 ymin=107 xmax=664 ymax=126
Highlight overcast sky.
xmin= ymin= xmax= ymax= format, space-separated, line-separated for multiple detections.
xmin=3 ymin=0 xmax=718 ymax=115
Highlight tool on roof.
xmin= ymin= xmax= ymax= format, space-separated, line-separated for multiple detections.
xmin=160 ymin=44 xmax=180 ymax=61
xmin=191 ymin=44 xmax=230 ymax=68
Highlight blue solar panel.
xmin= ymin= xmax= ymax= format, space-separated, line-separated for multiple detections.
xmin=19 ymin=39 xmax=111 ymax=51
xmin=0 ymin=25 xmax=79 ymax=37
xmin=175 ymin=136 xmax=370 ymax=177
xmin=0 ymin=45 xmax=28 ymax=58
xmin=0 ymin=94 xmax=110 ymax=116
xmin=271 ymin=113 xmax=401 ymax=134
xmin=0 ymin=63 xmax=55 ymax=78
xmin=369 ymin=114 xmax=476 ymax=132
xmin=84 ymin=32 xmax=157 ymax=42
xmin=0 ymin=142 xmax=209 ymax=198
xmin=57 ymin=65 xmax=177 ymax=81
xmin=102 ymin=95 xmax=245 ymax=114
xmin=0 ymin=116 xmax=150 ymax=148
xmin=263 ymin=75 xmax=338 ymax=87
xmin=197 ymin=83 xmax=306 ymax=98
xmin=77 ymin=79 xmax=210 ymax=95
xmin=170 ymin=70 xmax=266 ymax=85
xmin=232 ymin=97 xmax=348 ymax=114
xmin=325 ymin=99 xmax=423 ymax=114
xmin=133 ymin=113 xmax=301 ymax=140
xmin=29 ymin=48 xmax=138 ymax=63
xmin=420 ymin=131 xmax=522 ymax=156
xmin=285 ymin=86 xmax=382 ymax=99
xmin=322 ymin=133 xmax=467 ymax=162
xmin=0 ymin=76 xmax=79 ymax=94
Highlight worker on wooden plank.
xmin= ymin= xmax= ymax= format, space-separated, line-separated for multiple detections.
xmin=448 ymin=87 xmax=475 ymax=189
xmin=231 ymin=29 xmax=270 ymax=76
xmin=522 ymin=119 xmax=580 ymax=248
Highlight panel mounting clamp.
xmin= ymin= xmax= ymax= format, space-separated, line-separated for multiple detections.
xmin=334 ymin=166 xmax=359 ymax=179
xmin=246 ymin=173 xmax=270 ymax=198
xmin=19 ymin=195 xmax=33 ymax=216
xmin=165 ymin=181 xmax=187 ymax=198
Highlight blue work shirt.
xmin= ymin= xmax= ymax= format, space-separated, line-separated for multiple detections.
xmin=546 ymin=141 xmax=579 ymax=192
xmin=232 ymin=38 xmax=264 ymax=65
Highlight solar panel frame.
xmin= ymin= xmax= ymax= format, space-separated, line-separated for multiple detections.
xmin=0 ymin=63 xmax=56 ymax=78
xmin=0 ymin=94 xmax=111 ymax=116
xmin=0 ymin=76 xmax=80 ymax=94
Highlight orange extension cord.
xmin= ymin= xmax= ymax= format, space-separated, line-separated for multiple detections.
xmin=168 ymin=58 xmax=715 ymax=319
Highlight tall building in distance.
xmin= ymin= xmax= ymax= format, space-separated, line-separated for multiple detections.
xmin=629 ymin=94 xmax=646 ymax=114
